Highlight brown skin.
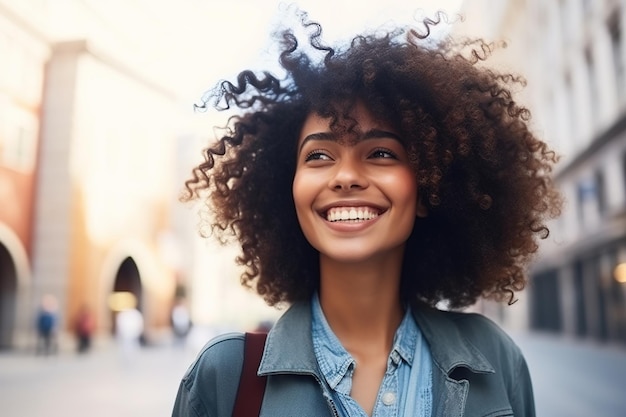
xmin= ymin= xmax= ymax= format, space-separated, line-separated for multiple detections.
xmin=319 ymin=258 xmax=404 ymax=414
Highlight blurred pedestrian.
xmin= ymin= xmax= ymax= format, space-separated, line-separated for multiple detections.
xmin=35 ymin=294 xmax=58 ymax=356
xmin=74 ymin=304 xmax=95 ymax=354
xmin=172 ymin=8 xmax=562 ymax=417
xmin=170 ymin=298 xmax=192 ymax=348
xmin=116 ymin=307 xmax=144 ymax=363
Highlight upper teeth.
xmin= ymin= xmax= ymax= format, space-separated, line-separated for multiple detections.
xmin=326 ymin=207 xmax=379 ymax=222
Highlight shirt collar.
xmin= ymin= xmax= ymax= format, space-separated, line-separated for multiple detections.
xmin=311 ymin=294 xmax=353 ymax=389
xmin=310 ymin=294 xmax=419 ymax=389
xmin=393 ymin=307 xmax=419 ymax=365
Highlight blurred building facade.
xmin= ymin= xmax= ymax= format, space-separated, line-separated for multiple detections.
xmin=0 ymin=1 xmax=49 ymax=349
xmin=0 ymin=0 xmax=281 ymax=350
xmin=458 ymin=0 xmax=626 ymax=345
xmin=0 ymin=0 xmax=176 ymax=347
xmin=5 ymin=0 xmax=625 ymax=351
xmin=0 ymin=0 xmax=184 ymax=349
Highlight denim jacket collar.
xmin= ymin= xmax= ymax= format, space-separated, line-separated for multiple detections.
xmin=258 ymin=301 xmax=496 ymax=417
xmin=259 ymin=301 xmax=494 ymax=377
xmin=258 ymin=302 xmax=319 ymax=377
xmin=412 ymin=306 xmax=495 ymax=376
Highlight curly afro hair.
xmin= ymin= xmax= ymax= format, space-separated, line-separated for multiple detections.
xmin=182 ymin=12 xmax=562 ymax=309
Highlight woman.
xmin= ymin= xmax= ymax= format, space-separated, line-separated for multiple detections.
xmin=172 ymin=11 xmax=561 ymax=417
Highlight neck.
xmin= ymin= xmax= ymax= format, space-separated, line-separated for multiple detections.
xmin=318 ymin=253 xmax=404 ymax=356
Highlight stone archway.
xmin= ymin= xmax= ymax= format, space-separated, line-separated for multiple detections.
xmin=0 ymin=223 xmax=31 ymax=350
xmin=110 ymin=257 xmax=143 ymax=333
xmin=0 ymin=242 xmax=17 ymax=349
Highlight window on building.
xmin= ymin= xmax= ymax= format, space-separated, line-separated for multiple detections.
xmin=595 ymin=169 xmax=606 ymax=216
xmin=585 ymin=46 xmax=599 ymax=131
xmin=0 ymin=104 xmax=38 ymax=172
xmin=562 ymin=72 xmax=576 ymax=153
xmin=577 ymin=180 xmax=587 ymax=224
xmin=609 ymin=11 xmax=624 ymax=106
xmin=622 ymin=151 xmax=626 ymax=198
xmin=0 ymin=32 xmax=8 ymax=91
xmin=530 ymin=268 xmax=562 ymax=332
xmin=573 ymin=260 xmax=587 ymax=337
xmin=577 ymin=176 xmax=599 ymax=225
xmin=608 ymin=249 xmax=626 ymax=342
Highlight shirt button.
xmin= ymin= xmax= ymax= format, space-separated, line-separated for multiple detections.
xmin=382 ymin=391 xmax=396 ymax=406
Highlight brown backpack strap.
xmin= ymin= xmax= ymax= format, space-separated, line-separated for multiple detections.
xmin=232 ymin=332 xmax=268 ymax=417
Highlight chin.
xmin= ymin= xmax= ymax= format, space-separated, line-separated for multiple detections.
xmin=319 ymin=248 xmax=389 ymax=265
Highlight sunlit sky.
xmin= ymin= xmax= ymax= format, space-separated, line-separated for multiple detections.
xmin=44 ymin=0 xmax=465 ymax=128
xmin=143 ymin=0 xmax=466 ymax=103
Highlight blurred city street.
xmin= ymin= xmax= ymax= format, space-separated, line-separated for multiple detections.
xmin=1 ymin=1 xmax=625 ymax=416
xmin=511 ymin=331 xmax=626 ymax=417
xmin=0 ymin=330 xmax=625 ymax=417
xmin=0 ymin=336 xmax=197 ymax=417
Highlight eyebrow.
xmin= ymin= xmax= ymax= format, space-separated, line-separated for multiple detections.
xmin=298 ymin=129 xmax=402 ymax=154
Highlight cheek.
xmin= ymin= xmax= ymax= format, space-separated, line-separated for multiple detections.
xmin=292 ymin=173 xmax=313 ymax=223
xmin=292 ymin=174 xmax=321 ymax=247
xmin=402 ymin=175 xmax=419 ymax=205
xmin=292 ymin=172 xmax=305 ymax=209
xmin=388 ymin=171 xmax=420 ymax=230
xmin=394 ymin=173 xmax=419 ymax=239
xmin=382 ymin=169 xmax=419 ymax=206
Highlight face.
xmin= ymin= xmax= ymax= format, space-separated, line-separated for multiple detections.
xmin=292 ymin=102 xmax=426 ymax=265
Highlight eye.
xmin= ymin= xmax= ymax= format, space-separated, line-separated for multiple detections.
xmin=304 ymin=150 xmax=332 ymax=162
xmin=369 ymin=148 xmax=398 ymax=159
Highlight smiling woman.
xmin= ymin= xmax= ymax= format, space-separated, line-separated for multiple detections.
xmin=172 ymin=7 xmax=561 ymax=417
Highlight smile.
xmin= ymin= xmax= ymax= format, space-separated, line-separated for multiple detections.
xmin=325 ymin=206 xmax=381 ymax=222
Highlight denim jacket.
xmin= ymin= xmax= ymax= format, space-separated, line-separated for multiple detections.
xmin=172 ymin=302 xmax=535 ymax=417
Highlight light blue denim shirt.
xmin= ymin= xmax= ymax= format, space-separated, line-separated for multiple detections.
xmin=311 ymin=294 xmax=432 ymax=417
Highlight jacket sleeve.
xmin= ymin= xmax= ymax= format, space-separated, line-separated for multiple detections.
xmin=509 ymin=354 xmax=536 ymax=417
xmin=172 ymin=379 xmax=203 ymax=417
xmin=171 ymin=333 xmax=245 ymax=417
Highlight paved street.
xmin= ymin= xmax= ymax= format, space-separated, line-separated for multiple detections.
xmin=0 ymin=338 xmax=196 ymax=417
xmin=0 ymin=330 xmax=625 ymax=417
xmin=511 ymin=331 xmax=626 ymax=417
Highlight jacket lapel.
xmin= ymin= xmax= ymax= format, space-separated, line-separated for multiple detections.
xmin=258 ymin=303 xmax=337 ymax=416
xmin=431 ymin=364 xmax=469 ymax=417
xmin=412 ymin=306 xmax=495 ymax=417
xmin=258 ymin=302 xmax=320 ymax=376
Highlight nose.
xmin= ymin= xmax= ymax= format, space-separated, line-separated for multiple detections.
xmin=329 ymin=157 xmax=369 ymax=191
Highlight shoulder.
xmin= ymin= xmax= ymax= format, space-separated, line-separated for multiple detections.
xmin=192 ymin=332 xmax=246 ymax=367
xmin=444 ymin=311 xmax=536 ymax=415
xmin=421 ymin=310 xmax=519 ymax=353
xmin=431 ymin=310 xmax=531 ymax=391
xmin=414 ymin=306 xmax=527 ymax=374
xmin=172 ymin=332 xmax=245 ymax=417
xmin=447 ymin=311 xmax=524 ymax=358
xmin=416 ymin=309 xmax=535 ymax=415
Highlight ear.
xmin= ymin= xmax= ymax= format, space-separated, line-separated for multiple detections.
xmin=416 ymin=197 xmax=428 ymax=218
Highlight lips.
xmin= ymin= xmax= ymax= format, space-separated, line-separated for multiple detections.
xmin=325 ymin=206 xmax=382 ymax=222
